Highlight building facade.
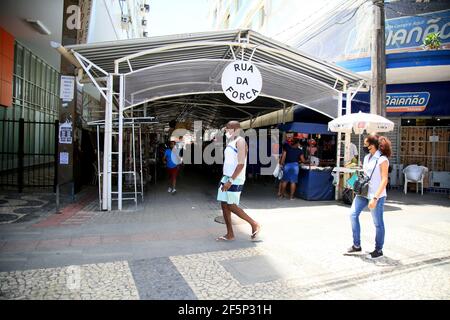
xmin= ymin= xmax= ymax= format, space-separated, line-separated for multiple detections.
xmin=339 ymin=1 xmax=450 ymax=191
xmin=0 ymin=0 xmax=151 ymax=191
xmin=88 ymin=0 xmax=151 ymax=42
xmin=208 ymin=0 xmax=450 ymax=191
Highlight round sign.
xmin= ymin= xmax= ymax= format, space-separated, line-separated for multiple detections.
xmin=221 ymin=60 xmax=262 ymax=104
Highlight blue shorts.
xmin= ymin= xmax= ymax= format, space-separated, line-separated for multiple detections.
xmin=281 ymin=162 xmax=299 ymax=183
xmin=217 ymin=176 xmax=245 ymax=205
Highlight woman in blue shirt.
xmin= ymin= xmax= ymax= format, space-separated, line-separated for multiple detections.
xmin=278 ymin=138 xmax=307 ymax=200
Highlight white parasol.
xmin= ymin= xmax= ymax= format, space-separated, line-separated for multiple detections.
xmin=328 ymin=111 xmax=394 ymax=134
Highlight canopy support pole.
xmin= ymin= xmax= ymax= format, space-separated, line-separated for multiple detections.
xmin=335 ymin=91 xmax=344 ymax=201
xmin=96 ymin=124 xmax=102 ymax=210
xmin=344 ymin=89 xmax=353 ymax=166
xmin=102 ymin=74 xmax=113 ymax=210
xmin=132 ymin=121 xmax=138 ymax=209
xmin=139 ymin=125 xmax=144 ymax=201
xmin=118 ymin=75 xmax=124 ymax=210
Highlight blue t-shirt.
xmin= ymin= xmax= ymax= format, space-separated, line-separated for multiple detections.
xmin=284 ymin=144 xmax=304 ymax=164
xmin=164 ymin=148 xmax=179 ymax=169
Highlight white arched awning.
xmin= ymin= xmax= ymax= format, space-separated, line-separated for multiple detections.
xmin=63 ymin=29 xmax=368 ymax=127
xmin=57 ymin=29 xmax=368 ymax=211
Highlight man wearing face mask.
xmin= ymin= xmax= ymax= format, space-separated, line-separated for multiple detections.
xmin=216 ymin=121 xmax=261 ymax=242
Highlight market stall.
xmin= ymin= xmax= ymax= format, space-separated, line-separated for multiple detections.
xmin=297 ymin=165 xmax=335 ymax=200
xmin=278 ymin=122 xmax=336 ymax=200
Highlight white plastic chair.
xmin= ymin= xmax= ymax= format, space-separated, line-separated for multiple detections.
xmin=403 ymin=165 xmax=428 ymax=195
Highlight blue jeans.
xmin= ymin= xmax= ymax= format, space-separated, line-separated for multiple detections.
xmin=281 ymin=162 xmax=299 ymax=183
xmin=350 ymin=195 xmax=386 ymax=251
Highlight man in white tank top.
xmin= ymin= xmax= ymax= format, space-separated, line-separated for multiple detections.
xmin=216 ymin=121 xmax=261 ymax=242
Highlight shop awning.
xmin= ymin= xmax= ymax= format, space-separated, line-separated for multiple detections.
xmin=65 ymin=29 xmax=365 ymax=88
xmin=60 ymin=29 xmax=368 ymax=128
xmin=278 ymin=122 xmax=334 ymax=135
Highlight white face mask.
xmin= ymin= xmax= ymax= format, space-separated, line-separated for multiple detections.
xmin=225 ymin=132 xmax=233 ymax=139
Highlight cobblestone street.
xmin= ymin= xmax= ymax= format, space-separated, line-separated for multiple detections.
xmin=0 ymin=173 xmax=449 ymax=300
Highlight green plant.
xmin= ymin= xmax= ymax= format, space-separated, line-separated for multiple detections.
xmin=423 ymin=32 xmax=441 ymax=50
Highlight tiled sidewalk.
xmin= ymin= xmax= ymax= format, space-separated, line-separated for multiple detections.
xmin=0 ymin=173 xmax=449 ymax=300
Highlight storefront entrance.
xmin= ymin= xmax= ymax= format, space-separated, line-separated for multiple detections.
xmin=56 ymin=29 xmax=368 ymax=210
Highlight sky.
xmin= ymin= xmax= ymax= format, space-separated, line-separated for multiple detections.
xmin=148 ymin=0 xmax=212 ymax=36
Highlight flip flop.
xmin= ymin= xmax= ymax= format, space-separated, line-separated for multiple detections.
xmin=251 ymin=227 xmax=261 ymax=240
xmin=216 ymin=236 xmax=234 ymax=241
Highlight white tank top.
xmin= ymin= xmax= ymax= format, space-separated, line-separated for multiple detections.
xmin=223 ymin=136 xmax=246 ymax=180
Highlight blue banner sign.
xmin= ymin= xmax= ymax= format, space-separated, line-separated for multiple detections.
xmin=386 ymin=9 xmax=450 ymax=51
xmin=386 ymin=92 xmax=430 ymax=112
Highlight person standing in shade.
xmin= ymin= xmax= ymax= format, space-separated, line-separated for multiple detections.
xmin=278 ymin=138 xmax=307 ymax=200
xmin=346 ymin=134 xmax=392 ymax=259
xmin=175 ymin=136 xmax=185 ymax=176
xmin=345 ymin=142 xmax=359 ymax=165
xmin=216 ymin=121 xmax=261 ymax=241
xmin=307 ymin=138 xmax=320 ymax=166
xmin=163 ymin=141 xmax=180 ymax=194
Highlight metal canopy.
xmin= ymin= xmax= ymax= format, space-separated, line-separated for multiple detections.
xmin=59 ymin=29 xmax=369 ymax=211
xmin=66 ymin=29 xmax=367 ymax=92
xmin=66 ymin=29 xmax=368 ymax=129
xmin=139 ymin=94 xmax=287 ymax=130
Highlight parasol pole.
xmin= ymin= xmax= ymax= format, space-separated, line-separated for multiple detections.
xmin=335 ymin=92 xmax=344 ymax=200
xmin=358 ymin=134 xmax=361 ymax=167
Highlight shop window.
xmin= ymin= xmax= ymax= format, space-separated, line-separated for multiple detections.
xmin=13 ymin=73 xmax=21 ymax=102
xmin=10 ymin=44 xmax=59 ymax=118
xmin=24 ymin=51 xmax=30 ymax=80
xmin=402 ymin=118 xmax=450 ymax=127
xmin=400 ymin=121 xmax=450 ymax=173
xmin=40 ymin=62 xmax=46 ymax=89
xmin=30 ymin=55 xmax=36 ymax=85
xmin=44 ymin=67 xmax=49 ymax=92
xmin=37 ymin=60 xmax=42 ymax=88
xmin=14 ymin=44 xmax=23 ymax=77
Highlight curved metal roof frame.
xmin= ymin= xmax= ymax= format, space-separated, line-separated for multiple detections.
xmin=63 ymin=29 xmax=369 ymax=128
xmin=120 ymin=58 xmax=341 ymax=115
xmin=66 ymin=29 xmax=368 ymax=92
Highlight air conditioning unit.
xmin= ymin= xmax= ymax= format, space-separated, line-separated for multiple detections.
xmin=140 ymin=4 xmax=150 ymax=13
xmin=121 ymin=15 xmax=130 ymax=23
xmin=142 ymin=19 xmax=147 ymax=26
xmin=121 ymin=15 xmax=131 ymax=30
xmin=143 ymin=31 xmax=148 ymax=37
